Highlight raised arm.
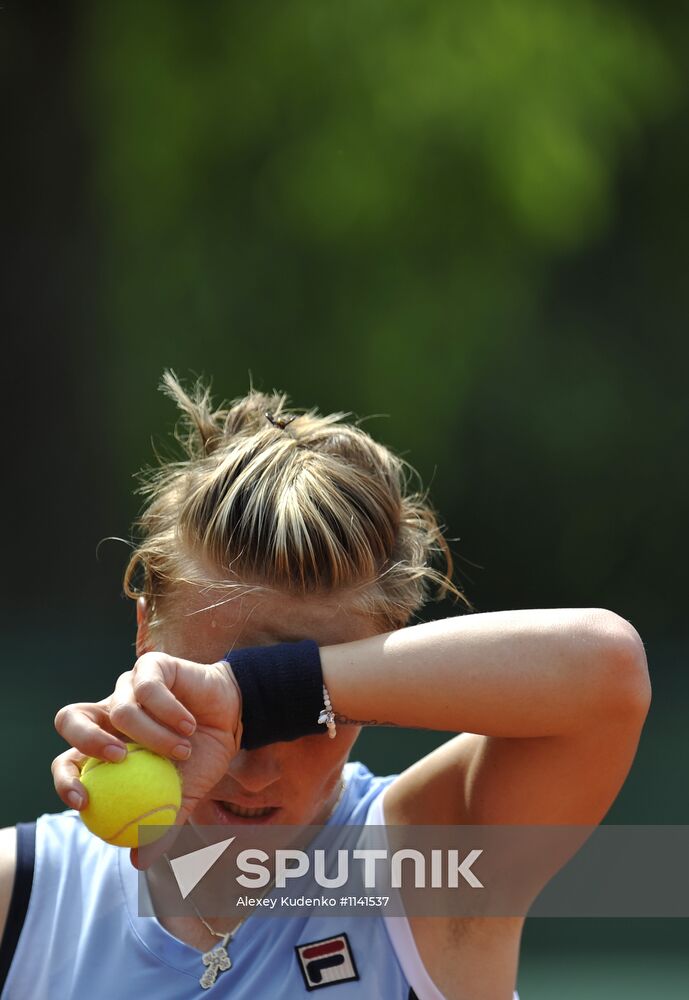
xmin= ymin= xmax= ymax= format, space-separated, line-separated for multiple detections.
xmin=323 ymin=606 xmax=648 ymax=737
xmin=320 ymin=607 xmax=649 ymax=1000
xmin=318 ymin=607 xmax=650 ymax=830
xmin=53 ymin=605 xmax=649 ymax=830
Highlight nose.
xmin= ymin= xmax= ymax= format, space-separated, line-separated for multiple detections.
xmin=226 ymin=747 xmax=282 ymax=794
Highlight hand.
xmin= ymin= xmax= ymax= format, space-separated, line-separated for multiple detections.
xmin=53 ymin=652 xmax=243 ymax=867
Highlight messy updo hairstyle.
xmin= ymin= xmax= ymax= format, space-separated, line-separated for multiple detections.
xmin=124 ymin=372 xmax=467 ymax=637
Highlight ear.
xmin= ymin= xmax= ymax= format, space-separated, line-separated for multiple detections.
xmin=136 ymin=597 xmax=151 ymax=656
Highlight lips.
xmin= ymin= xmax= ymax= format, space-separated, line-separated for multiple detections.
xmin=210 ymin=799 xmax=282 ymax=825
xmin=219 ymin=802 xmax=275 ymax=819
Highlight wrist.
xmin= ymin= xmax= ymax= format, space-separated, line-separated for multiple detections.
xmin=220 ymin=661 xmax=244 ymax=749
xmin=223 ymin=639 xmax=335 ymax=750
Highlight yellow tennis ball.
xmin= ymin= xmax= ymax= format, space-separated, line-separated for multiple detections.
xmin=79 ymin=742 xmax=182 ymax=848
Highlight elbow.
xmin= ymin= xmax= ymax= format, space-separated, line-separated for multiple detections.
xmin=585 ymin=609 xmax=652 ymax=719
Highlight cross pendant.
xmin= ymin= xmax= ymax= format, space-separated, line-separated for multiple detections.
xmin=200 ymin=935 xmax=232 ymax=989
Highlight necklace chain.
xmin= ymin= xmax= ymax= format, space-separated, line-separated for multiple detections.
xmin=159 ymin=775 xmax=347 ymax=988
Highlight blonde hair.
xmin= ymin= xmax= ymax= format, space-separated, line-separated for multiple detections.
xmin=124 ymin=372 xmax=467 ymax=635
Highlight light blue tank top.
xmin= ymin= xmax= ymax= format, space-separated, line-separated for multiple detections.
xmin=2 ymin=761 xmax=520 ymax=999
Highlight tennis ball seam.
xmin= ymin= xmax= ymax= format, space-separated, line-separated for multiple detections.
xmin=107 ymin=804 xmax=180 ymax=844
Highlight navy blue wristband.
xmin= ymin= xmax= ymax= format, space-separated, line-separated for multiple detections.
xmin=224 ymin=639 xmax=326 ymax=750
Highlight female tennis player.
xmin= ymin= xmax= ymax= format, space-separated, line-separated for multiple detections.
xmin=0 ymin=373 xmax=650 ymax=999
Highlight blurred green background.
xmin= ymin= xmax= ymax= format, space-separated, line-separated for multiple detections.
xmin=2 ymin=1 xmax=688 ymax=995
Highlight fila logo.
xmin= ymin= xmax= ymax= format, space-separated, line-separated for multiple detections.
xmin=295 ymin=934 xmax=359 ymax=990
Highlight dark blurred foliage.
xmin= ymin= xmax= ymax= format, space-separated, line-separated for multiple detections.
xmin=1 ymin=2 xmax=688 ymax=980
xmin=4 ymin=1 xmax=688 ymax=634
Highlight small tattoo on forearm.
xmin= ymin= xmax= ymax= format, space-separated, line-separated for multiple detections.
xmin=334 ymin=714 xmax=401 ymax=728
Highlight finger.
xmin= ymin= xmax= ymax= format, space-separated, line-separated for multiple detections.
xmin=51 ymin=748 xmax=90 ymax=811
xmin=54 ymin=702 xmax=129 ymax=762
xmin=109 ymin=693 xmax=195 ymax=762
xmin=129 ymin=653 xmax=197 ymax=737
xmin=110 ymin=666 xmax=193 ymax=760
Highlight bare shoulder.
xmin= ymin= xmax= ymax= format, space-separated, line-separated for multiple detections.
xmin=0 ymin=827 xmax=18 ymax=946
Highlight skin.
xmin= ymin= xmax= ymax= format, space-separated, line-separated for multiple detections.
xmin=0 ymin=585 xmax=651 ymax=1000
xmin=138 ymin=586 xmax=375 ymax=951
xmin=139 ymin=586 xmax=370 ymax=833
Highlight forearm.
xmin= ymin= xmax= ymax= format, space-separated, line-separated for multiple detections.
xmin=321 ymin=608 xmax=649 ymax=738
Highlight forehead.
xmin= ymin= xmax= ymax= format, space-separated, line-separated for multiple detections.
xmin=158 ymin=584 xmax=380 ymax=661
